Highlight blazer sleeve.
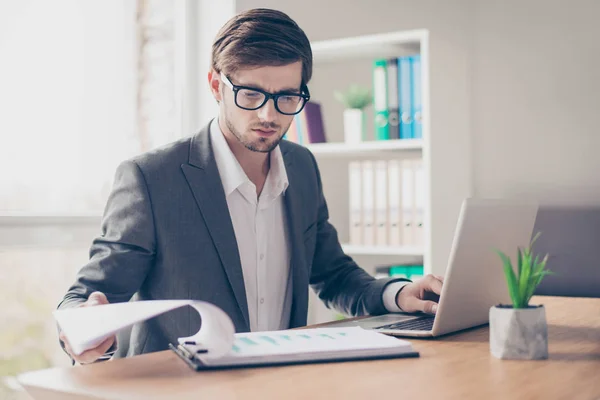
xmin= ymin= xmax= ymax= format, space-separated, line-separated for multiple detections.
xmin=57 ymin=159 xmax=156 ymax=310
xmin=306 ymin=152 xmax=409 ymax=316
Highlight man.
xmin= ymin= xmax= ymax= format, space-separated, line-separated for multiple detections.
xmin=58 ymin=8 xmax=443 ymax=364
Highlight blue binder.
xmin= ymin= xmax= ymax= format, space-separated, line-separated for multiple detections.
xmin=398 ymin=57 xmax=413 ymax=139
xmin=411 ymin=55 xmax=422 ymax=139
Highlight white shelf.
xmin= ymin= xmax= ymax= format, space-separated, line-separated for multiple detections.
xmin=341 ymin=244 xmax=424 ymax=257
xmin=306 ymin=139 xmax=422 ymax=158
xmin=311 ymin=30 xmax=425 ymax=63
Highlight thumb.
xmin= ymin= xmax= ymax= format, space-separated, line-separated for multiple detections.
xmin=85 ymin=292 xmax=109 ymax=307
xmin=415 ymin=300 xmax=438 ymax=315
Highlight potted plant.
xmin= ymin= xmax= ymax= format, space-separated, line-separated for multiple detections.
xmin=334 ymin=85 xmax=371 ymax=144
xmin=490 ymin=232 xmax=553 ymax=360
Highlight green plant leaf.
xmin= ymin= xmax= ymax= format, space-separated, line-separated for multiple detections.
xmin=530 ymin=231 xmax=542 ymax=248
xmin=334 ymin=85 xmax=372 ymax=109
xmin=496 ymin=232 xmax=552 ymax=308
xmin=518 ymin=249 xmax=532 ymax=307
xmin=517 ymin=247 xmax=523 ymax=279
xmin=496 ymin=250 xmax=519 ymax=307
xmin=525 ymin=254 xmax=551 ymax=302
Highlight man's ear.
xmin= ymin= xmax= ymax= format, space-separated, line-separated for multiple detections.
xmin=208 ymin=69 xmax=222 ymax=103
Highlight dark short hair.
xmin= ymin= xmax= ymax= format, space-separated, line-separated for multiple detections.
xmin=211 ymin=8 xmax=313 ymax=85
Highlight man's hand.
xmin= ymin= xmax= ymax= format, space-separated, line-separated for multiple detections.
xmin=395 ymin=274 xmax=444 ymax=314
xmin=59 ymin=291 xmax=116 ymax=364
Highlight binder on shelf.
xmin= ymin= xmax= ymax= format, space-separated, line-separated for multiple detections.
xmin=401 ymin=159 xmax=415 ymax=246
xmin=361 ymin=160 xmax=375 ymax=246
xmin=373 ymin=59 xmax=389 ymax=140
xmin=374 ymin=160 xmax=388 ymax=246
xmin=348 ymin=161 xmax=363 ymax=246
xmin=386 ymin=58 xmax=400 ymax=140
xmin=411 ymin=55 xmax=423 ymax=139
xmin=375 ymin=264 xmax=424 ymax=280
xmin=299 ymin=101 xmax=327 ymax=144
xmin=413 ymin=158 xmax=425 ymax=247
xmin=398 ymin=57 xmax=413 ymax=139
xmin=390 ymin=264 xmax=424 ymax=280
xmin=387 ymin=159 xmax=402 ymax=247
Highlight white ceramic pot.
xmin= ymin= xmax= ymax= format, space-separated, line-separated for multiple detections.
xmin=489 ymin=305 xmax=548 ymax=360
xmin=343 ymin=109 xmax=364 ymax=144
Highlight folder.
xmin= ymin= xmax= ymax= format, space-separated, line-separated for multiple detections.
xmin=386 ymin=58 xmax=400 ymax=140
xmin=411 ymin=55 xmax=423 ymax=139
xmin=373 ymin=59 xmax=389 ymax=140
xmin=413 ymin=158 xmax=425 ymax=247
xmin=348 ymin=161 xmax=363 ymax=246
xmin=387 ymin=159 xmax=402 ymax=246
xmin=171 ymin=326 xmax=418 ymax=370
xmin=374 ymin=160 xmax=389 ymax=246
xmin=401 ymin=159 xmax=415 ymax=246
xmin=398 ymin=57 xmax=413 ymax=139
xmin=361 ymin=160 xmax=375 ymax=246
xmin=302 ymin=101 xmax=327 ymax=143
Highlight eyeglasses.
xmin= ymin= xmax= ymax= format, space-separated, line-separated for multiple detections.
xmin=220 ymin=74 xmax=310 ymax=115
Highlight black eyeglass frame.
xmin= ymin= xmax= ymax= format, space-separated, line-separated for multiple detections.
xmin=220 ymin=73 xmax=311 ymax=115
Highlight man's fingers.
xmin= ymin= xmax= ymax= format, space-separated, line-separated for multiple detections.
xmin=74 ymin=336 xmax=115 ymax=364
xmin=417 ymin=300 xmax=438 ymax=315
xmin=427 ymin=275 xmax=443 ymax=295
xmin=84 ymin=291 xmax=109 ymax=307
xmin=434 ymin=275 xmax=444 ymax=282
xmin=96 ymin=335 xmax=115 ymax=355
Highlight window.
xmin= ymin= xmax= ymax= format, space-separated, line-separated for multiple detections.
xmin=0 ymin=0 xmax=177 ymax=215
xmin=0 ymin=1 xmax=190 ymax=396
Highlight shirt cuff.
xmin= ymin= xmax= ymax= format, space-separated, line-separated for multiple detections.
xmin=382 ymin=281 xmax=412 ymax=312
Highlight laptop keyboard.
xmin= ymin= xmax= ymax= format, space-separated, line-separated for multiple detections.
xmin=374 ymin=316 xmax=435 ymax=331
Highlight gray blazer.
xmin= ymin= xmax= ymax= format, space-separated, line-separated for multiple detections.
xmin=58 ymin=121 xmax=406 ymax=358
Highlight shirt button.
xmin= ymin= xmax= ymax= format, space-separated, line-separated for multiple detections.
xmin=260 ymin=298 xmax=265 ymax=304
xmin=259 ymin=253 xmax=264 ymax=260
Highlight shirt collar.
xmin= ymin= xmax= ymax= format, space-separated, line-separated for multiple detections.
xmin=210 ymin=118 xmax=289 ymax=198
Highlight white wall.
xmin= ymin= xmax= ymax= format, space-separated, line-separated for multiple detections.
xmin=471 ymin=0 xmax=600 ymax=205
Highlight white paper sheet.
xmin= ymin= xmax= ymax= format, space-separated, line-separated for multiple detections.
xmin=54 ymin=300 xmax=235 ymax=358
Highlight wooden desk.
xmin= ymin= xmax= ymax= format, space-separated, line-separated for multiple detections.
xmin=18 ymin=296 xmax=600 ymax=400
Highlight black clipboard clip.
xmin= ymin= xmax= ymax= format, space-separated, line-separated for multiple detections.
xmin=169 ymin=342 xmax=208 ymax=371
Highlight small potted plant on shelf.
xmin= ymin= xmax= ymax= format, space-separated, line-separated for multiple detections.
xmin=490 ymin=232 xmax=553 ymax=360
xmin=334 ymin=84 xmax=371 ymax=144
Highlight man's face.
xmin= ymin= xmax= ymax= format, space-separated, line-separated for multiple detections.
xmin=210 ymin=62 xmax=303 ymax=153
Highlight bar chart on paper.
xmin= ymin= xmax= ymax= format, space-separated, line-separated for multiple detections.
xmin=190 ymin=327 xmax=417 ymax=367
xmin=230 ymin=329 xmax=367 ymax=356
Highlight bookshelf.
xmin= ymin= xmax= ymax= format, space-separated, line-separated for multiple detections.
xmin=302 ymin=30 xmax=433 ymax=325
xmin=311 ymin=30 xmax=423 ymax=63
xmin=341 ymin=244 xmax=423 ymax=257
xmin=306 ymin=139 xmax=423 ymax=157
xmin=308 ymin=29 xmax=430 ymax=269
xmin=305 ymin=29 xmax=472 ymax=325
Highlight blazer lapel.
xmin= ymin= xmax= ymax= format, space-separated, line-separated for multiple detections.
xmin=181 ymin=122 xmax=250 ymax=330
xmin=281 ymin=144 xmax=309 ymax=328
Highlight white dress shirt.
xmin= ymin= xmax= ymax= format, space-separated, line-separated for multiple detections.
xmin=211 ymin=119 xmax=292 ymax=331
xmin=210 ymin=119 xmax=408 ymax=331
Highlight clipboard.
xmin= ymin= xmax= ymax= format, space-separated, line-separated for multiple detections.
xmin=169 ymin=327 xmax=420 ymax=371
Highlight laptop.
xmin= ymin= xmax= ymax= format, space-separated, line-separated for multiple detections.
xmin=332 ymin=198 xmax=539 ymax=337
